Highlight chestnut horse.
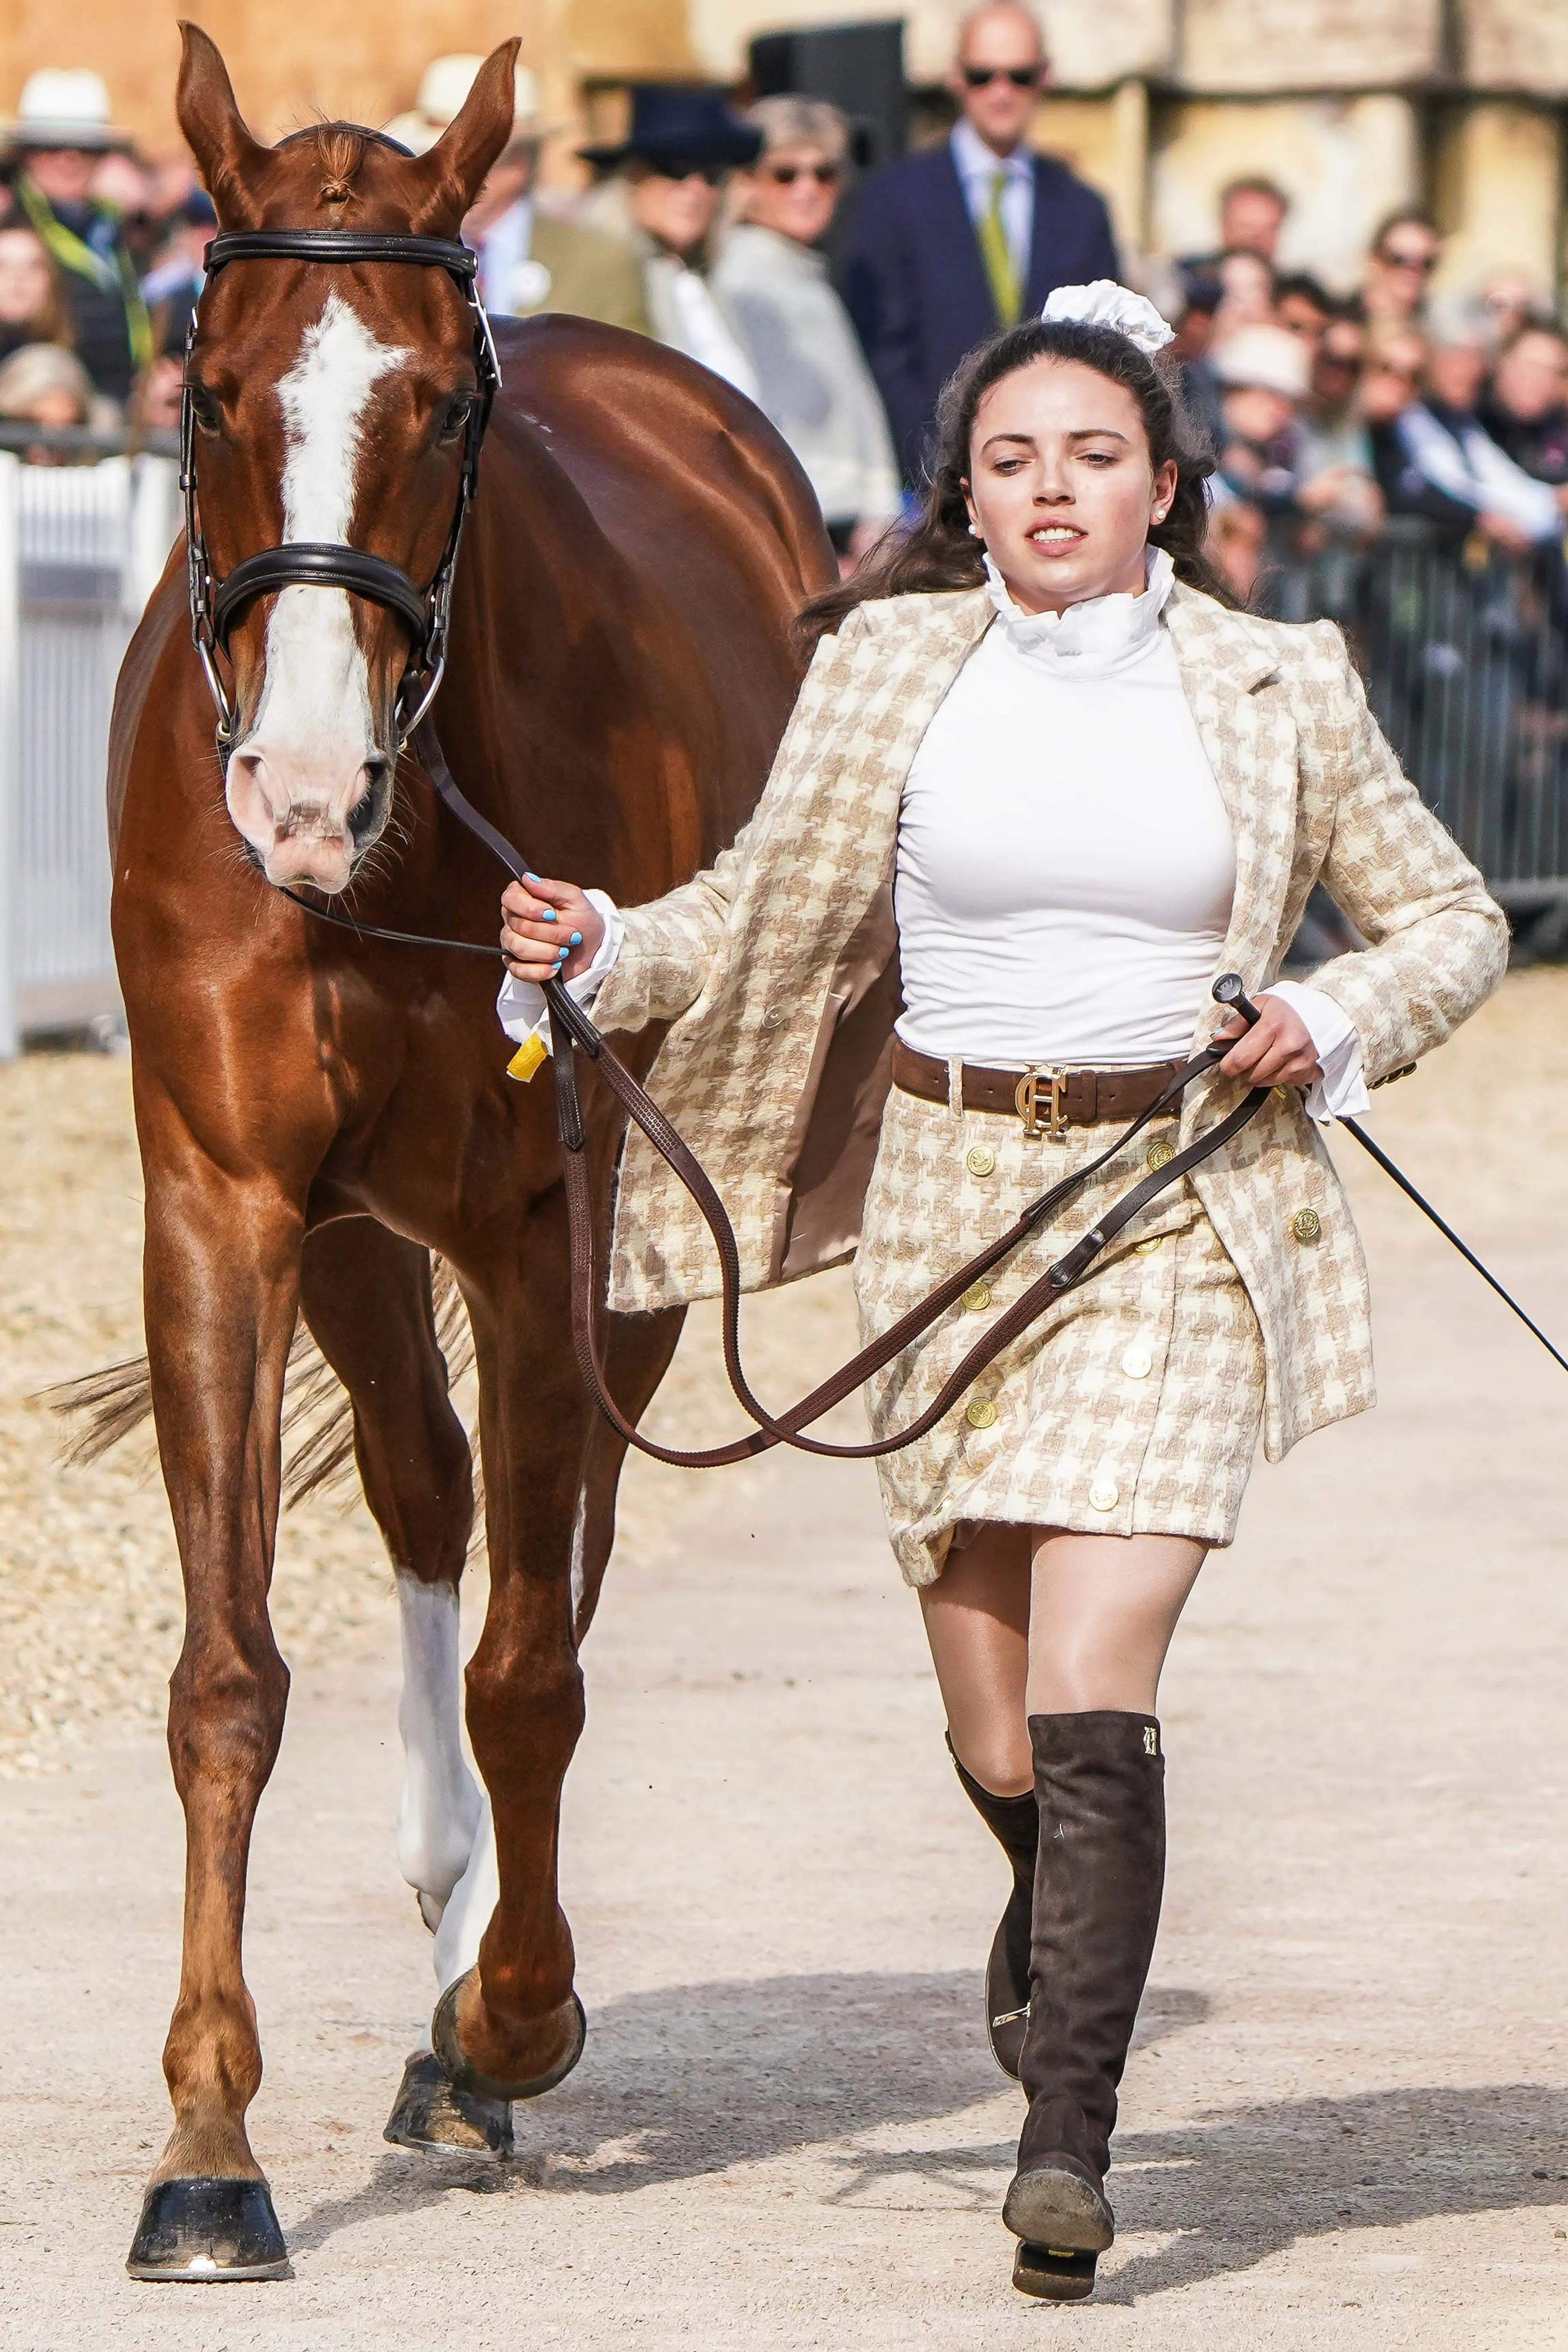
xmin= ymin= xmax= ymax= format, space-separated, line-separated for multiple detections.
xmin=106 ymin=28 xmax=828 ymax=2278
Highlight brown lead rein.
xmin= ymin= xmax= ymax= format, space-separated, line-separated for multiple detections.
xmin=277 ymin=725 xmax=1279 ymax=1461
xmin=546 ymin=987 xmax=1271 ymax=1467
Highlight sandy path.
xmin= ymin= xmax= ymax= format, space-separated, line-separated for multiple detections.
xmin=3 ymin=976 xmax=1568 ymax=2346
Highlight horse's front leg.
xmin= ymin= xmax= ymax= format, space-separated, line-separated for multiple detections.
xmin=126 ymin=1136 xmax=304 ymax=2282
xmin=427 ymin=1218 xmax=599 ymax=2101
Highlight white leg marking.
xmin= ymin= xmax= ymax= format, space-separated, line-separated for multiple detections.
xmin=432 ymin=1792 xmax=498 ymax=1996
xmin=569 ymin=1488 xmax=588 ymax=1628
xmin=230 ymin=291 xmax=410 ymax=826
xmin=395 ymin=1574 xmax=483 ymax=1927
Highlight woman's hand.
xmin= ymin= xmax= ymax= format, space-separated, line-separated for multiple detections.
xmin=1212 ymin=994 xmax=1322 ymax=1091
xmin=500 ymin=876 xmax=605 ymax=986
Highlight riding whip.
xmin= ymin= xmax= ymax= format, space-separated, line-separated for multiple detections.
xmin=1213 ymin=974 xmax=1568 ymax=1377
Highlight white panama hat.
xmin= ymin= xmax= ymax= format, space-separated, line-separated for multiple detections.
xmin=5 ymin=67 xmax=130 ymax=152
xmin=383 ymin=55 xmax=542 ymax=157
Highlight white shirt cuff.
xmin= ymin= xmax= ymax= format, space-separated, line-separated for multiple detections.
xmin=1261 ymin=980 xmax=1370 ymax=1124
xmin=496 ymin=888 xmax=624 ymax=1052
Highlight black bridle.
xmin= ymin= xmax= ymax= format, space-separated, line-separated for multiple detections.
xmin=181 ymin=228 xmax=501 ymax=750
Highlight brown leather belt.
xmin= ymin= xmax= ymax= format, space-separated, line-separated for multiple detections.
xmin=892 ymin=1039 xmax=1186 ymax=1137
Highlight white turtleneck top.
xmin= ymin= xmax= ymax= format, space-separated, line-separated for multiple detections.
xmin=497 ymin=548 xmax=1368 ymax=1121
xmin=895 ymin=549 xmax=1234 ymax=1065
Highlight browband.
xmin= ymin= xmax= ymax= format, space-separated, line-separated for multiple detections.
xmin=210 ymin=545 xmax=431 ymax=654
xmin=204 ymin=230 xmax=477 ymax=282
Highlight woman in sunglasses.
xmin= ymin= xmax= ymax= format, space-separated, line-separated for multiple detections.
xmin=714 ymin=98 xmax=901 ymax=569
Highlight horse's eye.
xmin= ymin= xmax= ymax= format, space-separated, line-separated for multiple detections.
xmin=440 ymin=395 xmax=474 ymax=441
xmin=187 ymin=383 xmax=222 ymax=435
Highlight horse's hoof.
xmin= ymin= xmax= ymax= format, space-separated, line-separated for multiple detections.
xmin=1013 ymin=2241 xmax=1099 ymax=2302
xmin=125 ymin=2176 xmax=291 ymax=2282
xmin=383 ymin=2048 xmax=513 ymax=2159
xmin=431 ymin=1969 xmax=586 ymax=2103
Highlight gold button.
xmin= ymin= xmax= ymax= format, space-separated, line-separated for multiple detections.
xmin=1088 ymin=1477 xmax=1120 ymax=1511
xmin=965 ymin=1144 xmax=996 ymax=1178
xmin=962 ymin=1281 xmax=992 ymax=1313
xmin=1291 ymin=1207 xmax=1322 ymax=1245
xmin=1134 ymin=1235 xmax=1164 ymax=1255
xmin=1145 ymin=1138 xmax=1176 ymax=1172
xmin=1120 ymin=1345 xmax=1153 ymax=1380
xmin=965 ymin=1398 xmax=997 ymax=1429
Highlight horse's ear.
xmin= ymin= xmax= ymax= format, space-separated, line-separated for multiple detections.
xmin=176 ymin=22 xmax=270 ymax=226
xmin=406 ymin=40 xmax=522 ymax=232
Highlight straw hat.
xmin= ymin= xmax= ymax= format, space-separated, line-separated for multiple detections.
xmin=384 ymin=55 xmax=543 ymax=157
xmin=4 ymin=67 xmax=130 ymax=153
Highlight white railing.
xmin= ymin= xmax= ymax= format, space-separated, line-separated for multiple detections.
xmin=0 ymin=446 xmax=180 ymax=1053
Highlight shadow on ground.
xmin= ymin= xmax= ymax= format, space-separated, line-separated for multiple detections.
xmin=289 ymin=1970 xmax=1203 ymax=2254
xmin=829 ymin=2080 xmax=1568 ymax=2304
xmin=287 ymin=1971 xmax=1568 ymax=2298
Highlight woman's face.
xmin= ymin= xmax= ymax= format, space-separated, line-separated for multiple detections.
xmin=628 ymin=162 xmax=722 ymax=259
xmin=965 ymin=358 xmax=1176 ymax=616
xmin=0 ymin=230 xmax=51 ymax=328
xmin=740 ymin=145 xmax=842 ymax=246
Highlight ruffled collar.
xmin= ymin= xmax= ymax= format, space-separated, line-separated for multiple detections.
xmin=982 ymin=543 xmax=1176 ymax=677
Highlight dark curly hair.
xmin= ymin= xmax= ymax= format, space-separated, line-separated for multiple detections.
xmin=801 ymin=314 xmax=1237 ymax=637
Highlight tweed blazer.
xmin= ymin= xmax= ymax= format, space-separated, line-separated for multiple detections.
xmin=590 ymin=581 xmax=1508 ymax=1460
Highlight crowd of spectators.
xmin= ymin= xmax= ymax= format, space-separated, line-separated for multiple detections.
xmin=0 ymin=66 xmax=211 ymax=451
xmin=1162 ymin=193 xmax=1568 ymax=601
xmin=7 ymin=15 xmax=1568 ymax=607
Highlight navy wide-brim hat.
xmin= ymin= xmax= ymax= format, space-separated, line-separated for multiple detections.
xmin=579 ymin=83 xmax=762 ymax=170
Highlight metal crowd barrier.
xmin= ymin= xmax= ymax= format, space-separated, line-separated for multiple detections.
xmin=0 ymin=430 xmax=179 ymax=1052
xmin=1263 ymin=523 xmax=1568 ymax=945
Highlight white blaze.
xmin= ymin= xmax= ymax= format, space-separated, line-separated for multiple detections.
xmin=227 ymin=291 xmax=410 ymax=874
xmin=395 ymin=1573 xmax=484 ymax=1932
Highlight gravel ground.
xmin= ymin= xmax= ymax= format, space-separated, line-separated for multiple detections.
xmin=2 ymin=972 xmax=1568 ymax=2345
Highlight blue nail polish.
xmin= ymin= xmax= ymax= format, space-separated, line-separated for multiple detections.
xmin=555 ymin=946 xmax=568 ymax=960
xmin=569 ymin=931 xmax=582 ymax=946
xmin=524 ymin=870 xmax=541 ymax=881
xmin=542 ymin=908 xmax=556 ymax=922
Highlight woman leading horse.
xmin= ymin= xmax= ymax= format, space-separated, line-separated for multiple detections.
xmin=499 ymin=284 xmax=1507 ymax=2301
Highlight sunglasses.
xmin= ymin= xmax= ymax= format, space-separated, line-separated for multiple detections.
xmin=647 ymin=158 xmax=726 ymax=187
xmin=764 ymin=161 xmax=840 ymax=186
xmin=962 ymin=65 xmax=1040 ymax=88
xmin=1381 ymin=248 xmax=1437 ymax=274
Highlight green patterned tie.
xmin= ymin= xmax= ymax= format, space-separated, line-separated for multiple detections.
xmin=978 ymin=168 xmax=1021 ymax=327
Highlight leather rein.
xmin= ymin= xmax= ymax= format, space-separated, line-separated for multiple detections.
xmin=180 ymin=225 xmax=1274 ymax=1467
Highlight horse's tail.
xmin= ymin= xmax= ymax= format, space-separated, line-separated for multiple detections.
xmin=46 ymin=1258 xmax=475 ymax=1511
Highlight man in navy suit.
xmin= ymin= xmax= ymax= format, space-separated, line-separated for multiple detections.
xmin=841 ymin=0 xmax=1119 ymax=483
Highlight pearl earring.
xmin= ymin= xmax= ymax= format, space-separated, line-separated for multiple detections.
xmin=968 ymin=523 xmax=983 ymax=539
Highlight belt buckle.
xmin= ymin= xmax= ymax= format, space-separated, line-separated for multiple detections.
xmin=1015 ymin=1065 xmax=1067 ymax=1141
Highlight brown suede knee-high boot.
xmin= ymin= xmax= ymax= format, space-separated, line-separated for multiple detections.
xmin=1003 ymin=1710 xmax=1166 ymax=2302
xmin=947 ymin=1734 xmax=1038 ymax=2080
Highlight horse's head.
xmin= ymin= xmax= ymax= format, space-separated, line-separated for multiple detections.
xmin=176 ymin=25 xmax=517 ymax=892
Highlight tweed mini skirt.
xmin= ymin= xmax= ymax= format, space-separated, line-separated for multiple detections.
xmin=853 ymin=1080 xmax=1267 ymax=1587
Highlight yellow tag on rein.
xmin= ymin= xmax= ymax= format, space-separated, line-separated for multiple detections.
xmin=506 ymin=1035 xmax=548 ymax=1084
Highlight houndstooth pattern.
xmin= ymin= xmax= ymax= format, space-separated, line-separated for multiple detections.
xmin=856 ymin=1088 xmax=1265 ymax=1584
xmin=591 ymin=581 xmax=1508 ymax=1467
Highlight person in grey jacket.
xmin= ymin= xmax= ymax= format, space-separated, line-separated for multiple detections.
xmin=715 ymin=98 xmax=902 ymax=563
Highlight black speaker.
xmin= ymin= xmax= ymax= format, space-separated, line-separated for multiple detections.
xmin=748 ymin=20 xmax=907 ymax=168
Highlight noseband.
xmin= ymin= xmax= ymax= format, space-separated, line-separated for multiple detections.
xmin=181 ymin=228 xmax=501 ymax=749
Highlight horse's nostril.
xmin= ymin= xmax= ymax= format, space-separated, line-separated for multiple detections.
xmin=349 ymin=758 xmax=392 ymax=845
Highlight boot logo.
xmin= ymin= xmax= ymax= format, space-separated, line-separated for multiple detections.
xmin=1143 ymin=1726 xmax=1159 ymax=1756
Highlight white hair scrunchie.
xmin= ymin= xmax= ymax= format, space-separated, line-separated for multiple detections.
xmin=1039 ymin=280 xmax=1174 ymax=356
